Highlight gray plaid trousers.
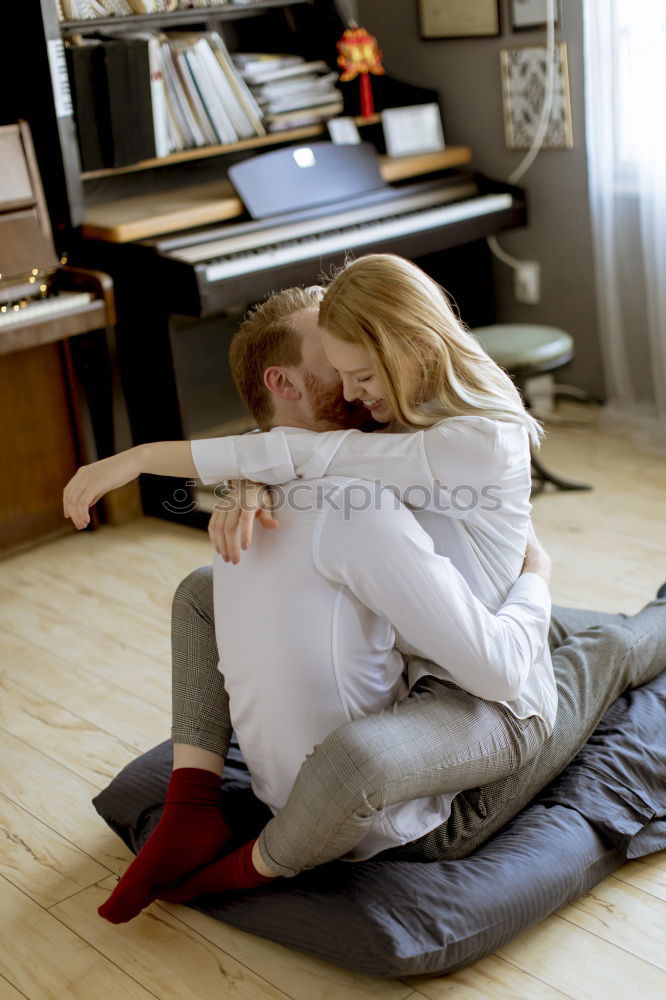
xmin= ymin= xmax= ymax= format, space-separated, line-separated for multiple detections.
xmin=171 ymin=566 xmax=666 ymax=874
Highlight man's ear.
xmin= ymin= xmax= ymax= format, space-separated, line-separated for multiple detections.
xmin=264 ymin=366 xmax=301 ymax=401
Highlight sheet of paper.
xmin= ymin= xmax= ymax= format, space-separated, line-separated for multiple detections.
xmin=382 ymin=103 xmax=445 ymax=158
xmin=327 ymin=117 xmax=362 ymax=145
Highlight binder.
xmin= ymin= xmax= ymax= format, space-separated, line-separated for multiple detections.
xmin=102 ymin=37 xmax=156 ymax=166
xmin=65 ymin=40 xmax=114 ymax=171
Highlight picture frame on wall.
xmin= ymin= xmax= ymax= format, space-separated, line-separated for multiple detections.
xmin=510 ymin=0 xmax=562 ymax=31
xmin=500 ymin=42 xmax=573 ymax=149
xmin=418 ymin=0 xmax=500 ymax=40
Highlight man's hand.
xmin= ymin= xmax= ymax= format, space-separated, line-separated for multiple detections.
xmin=209 ymin=479 xmax=279 ymax=563
xmin=522 ymin=520 xmax=552 ymax=586
xmin=63 ymin=449 xmax=141 ymax=530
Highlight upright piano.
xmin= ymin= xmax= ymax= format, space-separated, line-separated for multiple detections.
xmin=0 ymin=121 xmax=119 ymax=553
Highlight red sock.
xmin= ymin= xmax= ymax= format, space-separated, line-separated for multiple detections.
xmin=98 ymin=767 xmax=231 ymax=924
xmin=158 ymin=838 xmax=275 ymax=903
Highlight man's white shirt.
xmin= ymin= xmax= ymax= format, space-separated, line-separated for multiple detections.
xmin=213 ymin=476 xmax=552 ymax=861
xmin=193 ymin=413 xmax=558 ymax=726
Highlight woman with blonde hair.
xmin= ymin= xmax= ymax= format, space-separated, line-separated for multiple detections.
xmin=64 ymin=254 xmax=556 ymax=911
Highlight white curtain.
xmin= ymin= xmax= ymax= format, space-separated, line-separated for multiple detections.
xmin=584 ymin=0 xmax=666 ymax=444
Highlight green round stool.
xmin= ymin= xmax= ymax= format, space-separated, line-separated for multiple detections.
xmin=472 ymin=323 xmax=591 ymax=493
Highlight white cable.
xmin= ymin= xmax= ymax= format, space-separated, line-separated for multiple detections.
xmin=488 ymin=0 xmax=556 ymax=270
xmin=508 ymin=0 xmax=557 ymax=185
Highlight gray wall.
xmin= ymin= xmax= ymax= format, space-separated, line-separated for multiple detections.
xmin=357 ymin=0 xmax=604 ymax=398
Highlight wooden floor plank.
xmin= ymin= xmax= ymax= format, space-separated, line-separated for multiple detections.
xmin=611 ymin=850 xmax=666 ymax=901
xmin=408 ymin=952 xmax=572 ymax=998
xmin=0 ymin=518 xmax=211 ymax=590
xmin=0 ymin=877 xmax=158 ymax=1000
xmin=0 ymin=674 xmax=141 ymax=787
xmin=0 ymin=569 xmax=171 ymax=664
xmin=153 ymin=897 xmax=413 ymax=1000
xmin=556 ymin=877 xmax=666 ymax=971
xmin=0 ymin=792 xmax=109 ymax=908
xmin=1 ymin=554 xmax=173 ymax=628
xmin=497 ymin=913 xmax=666 ymax=999
xmin=64 ymin=682 xmax=171 ymax=754
xmin=0 ymin=594 xmax=171 ymax=713
xmin=532 ymin=410 xmax=666 ymax=612
xmin=0 ymin=975 xmax=29 ymax=1000
xmin=0 ymin=729 xmax=133 ymax=876
xmin=0 ymin=646 xmax=170 ymax=755
xmin=0 ymin=628 xmax=96 ymax=704
xmin=51 ymin=880 xmax=294 ymax=1000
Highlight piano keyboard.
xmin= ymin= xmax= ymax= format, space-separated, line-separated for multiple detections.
xmin=193 ymin=191 xmax=513 ymax=283
xmin=0 ymin=291 xmax=94 ymax=330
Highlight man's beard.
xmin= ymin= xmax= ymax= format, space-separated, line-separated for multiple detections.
xmin=303 ymin=369 xmax=381 ymax=432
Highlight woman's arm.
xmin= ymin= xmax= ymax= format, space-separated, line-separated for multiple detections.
xmin=191 ymin=418 xmax=521 ymax=516
xmin=315 ymin=488 xmax=551 ymax=703
xmin=63 ymin=442 xmax=197 ymax=529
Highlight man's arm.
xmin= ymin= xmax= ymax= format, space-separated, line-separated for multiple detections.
xmin=314 ymin=484 xmax=551 ymax=704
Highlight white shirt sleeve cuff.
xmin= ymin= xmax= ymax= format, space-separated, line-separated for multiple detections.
xmin=509 ymin=572 xmax=552 ymax=615
xmin=191 ymin=434 xmax=297 ymax=486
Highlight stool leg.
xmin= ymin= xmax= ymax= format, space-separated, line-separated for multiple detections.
xmin=530 ymin=449 xmax=592 ymax=492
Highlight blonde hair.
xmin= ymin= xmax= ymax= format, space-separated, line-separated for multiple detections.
xmin=319 ymin=254 xmax=543 ymax=446
xmin=229 ymin=285 xmax=324 ymax=429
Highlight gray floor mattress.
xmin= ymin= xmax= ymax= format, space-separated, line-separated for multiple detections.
xmin=93 ymin=672 xmax=666 ymax=978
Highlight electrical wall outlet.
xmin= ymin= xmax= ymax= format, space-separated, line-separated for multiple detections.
xmin=514 ymin=262 xmax=540 ymax=304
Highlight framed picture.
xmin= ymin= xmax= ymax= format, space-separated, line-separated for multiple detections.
xmin=510 ymin=0 xmax=561 ymax=31
xmin=418 ymin=0 xmax=500 ymax=40
xmin=500 ymin=42 xmax=573 ymax=149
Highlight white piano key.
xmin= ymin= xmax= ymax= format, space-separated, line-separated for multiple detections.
xmin=0 ymin=291 xmax=94 ymax=330
xmin=204 ymin=193 xmax=513 ymax=284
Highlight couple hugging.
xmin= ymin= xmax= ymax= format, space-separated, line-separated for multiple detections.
xmin=63 ymin=254 xmax=666 ymax=924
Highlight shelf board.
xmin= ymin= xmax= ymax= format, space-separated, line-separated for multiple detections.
xmin=81 ymin=146 xmax=473 ymax=243
xmin=81 ymin=116 xmax=382 ymax=181
xmin=60 ymin=0 xmax=310 ymax=34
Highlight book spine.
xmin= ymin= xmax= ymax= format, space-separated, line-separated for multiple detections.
xmin=198 ymin=35 xmax=254 ymax=140
xmin=173 ymin=44 xmax=219 ymax=147
xmin=65 ymin=43 xmax=113 ymax=171
xmin=127 ymin=38 xmax=158 ymax=162
xmin=147 ymin=35 xmax=172 ymax=157
xmin=188 ymin=41 xmax=237 ymax=144
xmin=206 ymin=32 xmax=265 ymax=137
xmin=161 ymin=41 xmax=203 ymax=147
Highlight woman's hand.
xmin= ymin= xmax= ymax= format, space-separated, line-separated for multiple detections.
xmin=63 ymin=449 xmax=141 ymax=530
xmin=209 ymin=479 xmax=279 ymax=563
xmin=522 ymin=520 xmax=552 ymax=586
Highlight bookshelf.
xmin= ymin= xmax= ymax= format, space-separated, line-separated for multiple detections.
xmin=81 ymin=114 xmax=383 ymax=180
xmin=4 ymin=0 xmax=351 ymax=241
xmin=59 ymin=1 xmax=310 ymax=34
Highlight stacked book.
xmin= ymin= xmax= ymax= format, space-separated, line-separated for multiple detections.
xmin=66 ymin=29 xmax=265 ymax=169
xmin=233 ymin=53 xmax=343 ymax=132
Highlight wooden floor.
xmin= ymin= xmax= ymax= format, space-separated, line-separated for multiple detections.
xmin=1 ymin=410 xmax=665 ymax=1000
